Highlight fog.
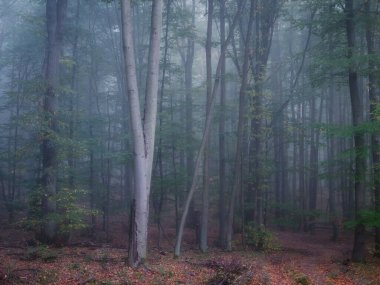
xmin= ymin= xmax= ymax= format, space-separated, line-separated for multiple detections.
xmin=0 ymin=0 xmax=379 ymax=277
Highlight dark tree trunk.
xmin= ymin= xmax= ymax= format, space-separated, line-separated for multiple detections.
xmin=200 ymin=0 xmax=213 ymax=253
xmin=218 ymin=0 xmax=227 ymax=248
xmin=345 ymin=0 xmax=367 ymax=263
xmin=225 ymin=0 xmax=254 ymax=251
xmin=365 ymin=0 xmax=380 ymax=256
xmin=184 ymin=0 xmax=196 ymax=230
xmin=308 ymin=97 xmax=322 ymax=234
xmin=39 ymin=0 xmax=67 ymax=244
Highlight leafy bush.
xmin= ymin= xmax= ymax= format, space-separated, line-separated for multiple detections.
xmin=24 ymin=187 xmax=96 ymax=240
xmin=344 ymin=210 xmax=380 ymax=229
xmin=245 ymin=223 xmax=276 ymax=251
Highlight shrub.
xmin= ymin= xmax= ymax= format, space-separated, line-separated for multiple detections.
xmin=245 ymin=223 xmax=276 ymax=251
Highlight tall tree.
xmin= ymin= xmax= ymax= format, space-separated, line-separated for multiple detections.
xmin=218 ymin=0 xmax=227 ymax=247
xmin=175 ymin=0 xmax=246 ymax=257
xmin=225 ymin=0 xmax=255 ymax=251
xmin=121 ymin=0 xmax=163 ymax=267
xmin=200 ymin=0 xmax=214 ymax=253
xmin=39 ymin=0 xmax=67 ymax=244
xmin=345 ymin=0 xmax=367 ymax=262
xmin=365 ymin=0 xmax=380 ymax=256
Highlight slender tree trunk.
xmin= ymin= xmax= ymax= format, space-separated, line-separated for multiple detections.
xmin=174 ymin=0 xmax=246 ymax=257
xmin=225 ymin=0 xmax=254 ymax=251
xmin=345 ymin=0 xmax=367 ymax=263
xmin=184 ymin=0 xmax=196 ymax=229
xmin=200 ymin=0 xmax=213 ymax=253
xmin=68 ymin=0 xmax=80 ymax=189
xmin=218 ymin=0 xmax=227 ymax=247
xmin=155 ymin=0 xmax=171 ymax=249
xmin=298 ymin=102 xmax=305 ymax=232
xmin=308 ymin=97 xmax=318 ymax=234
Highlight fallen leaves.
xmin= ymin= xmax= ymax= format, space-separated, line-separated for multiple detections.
xmin=0 ymin=227 xmax=379 ymax=284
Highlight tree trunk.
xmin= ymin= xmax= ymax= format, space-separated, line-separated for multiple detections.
xmin=39 ymin=0 xmax=67 ymax=244
xmin=121 ymin=0 xmax=163 ymax=267
xmin=174 ymin=0 xmax=246 ymax=257
xmin=225 ymin=0 xmax=254 ymax=251
xmin=218 ymin=0 xmax=227 ymax=248
xmin=365 ymin=0 xmax=380 ymax=256
xmin=328 ymin=79 xmax=338 ymax=241
xmin=200 ymin=0 xmax=213 ymax=253
xmin=345 ymin=0 xmax=367 ymax=263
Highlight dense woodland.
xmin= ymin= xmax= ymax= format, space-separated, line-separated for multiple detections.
xmin=0 ymin=0 xmax=380 ymax=283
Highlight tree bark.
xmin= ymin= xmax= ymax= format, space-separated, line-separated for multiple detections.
xmin=39 ymin=0 xmax=67 ymax=244
xmin=345 ymin=0 xmax=367 ymax=263
xmin=200 ymin=0 xmax=214 ymax=253
xmin=218 ymin=0 xmax=227 ymax=248
xmin=121 ymin=0 xmax=163 ymax=267
xmin=365 ymin=0 xmax=380 ymax=256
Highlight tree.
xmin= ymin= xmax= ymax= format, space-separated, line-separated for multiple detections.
xmin=365 ymin=0 xmax=380 ymax=256
xmin=174 ymin=0 xmax=247 ymax=257
xmin=225 ymin=0 xmax=255 ymax=251
xmin=39 ymin=0 xmax=68 ymax=244
xmin=200 ymin=0 xmax=214 ymax=253
xmin=345 ymin=0 xmax=367 ymax=263
xmin=120 ymin=0 xmax=163 ymax=267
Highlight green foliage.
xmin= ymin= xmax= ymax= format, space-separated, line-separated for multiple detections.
xmin=245 ymin=223 xmax=277 ymax=251
xmin=344 ymin=210 xmax=380 ymax=229
xmin=25 ymin=187 xmax=96 ymax=235
xmin=55 ymin=187 xmax=96 ymax=233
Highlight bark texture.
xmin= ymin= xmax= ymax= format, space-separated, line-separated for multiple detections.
xmin=40 ymin=0 xmax=67 ymax=244
xmin=121 ymin=0 xmax=163 ymax=267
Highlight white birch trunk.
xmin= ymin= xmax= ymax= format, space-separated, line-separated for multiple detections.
xmin=121 ymin=0 xmax=162 ymax=267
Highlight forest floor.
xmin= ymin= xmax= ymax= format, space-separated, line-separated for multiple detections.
xmin=0 ymin=220 xmax=379 ymax=285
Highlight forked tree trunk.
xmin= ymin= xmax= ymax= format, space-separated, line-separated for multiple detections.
xmin=121 ymin=0 xmax=163 ymax=267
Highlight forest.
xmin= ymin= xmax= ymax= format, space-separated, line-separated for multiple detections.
xmin=0 ymin=0 xmax=380 ymax=284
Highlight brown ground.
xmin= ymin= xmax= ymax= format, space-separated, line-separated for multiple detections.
xmin=0 ymin=221 xmax=379 ymax=285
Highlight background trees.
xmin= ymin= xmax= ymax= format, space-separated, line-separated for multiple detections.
xmin=0 ymin=0 xmax=379 ymax=264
